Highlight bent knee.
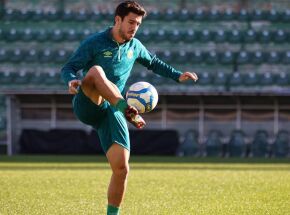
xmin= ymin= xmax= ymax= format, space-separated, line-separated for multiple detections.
xmin=82 ymin=65 xmax=105 ymax=85
xmin=112 ymin=165 xmax=130 ymax=178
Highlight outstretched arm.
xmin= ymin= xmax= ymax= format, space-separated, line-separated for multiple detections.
xmin=179 ymin=71 xmax=198 ymax=82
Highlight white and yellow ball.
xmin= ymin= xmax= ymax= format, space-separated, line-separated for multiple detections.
xmin=126 ymin=82 xmax=158 ymax=113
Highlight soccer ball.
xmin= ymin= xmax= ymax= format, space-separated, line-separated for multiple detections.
xmin=126 ymin=82 xmax=158 ymax=113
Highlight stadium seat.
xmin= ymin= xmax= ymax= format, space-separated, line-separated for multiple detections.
xmin=213 ymin=71 xmax=228 ymax=86
xmin=55 ymin=49 xmax=70 ymax=64
xmin=208 ymin=9 xmax=221 ymax=21
xmin=282 ymin=9 xmax=290 ymax=22
xmin=35 ymin=29 xmax=49 ymax=42
xmin=25 ymin=49 xmax=39 ymax=63
xmin=75 ymin=9 xmax=88 ymax=22
xmin=163 ymin=9 xmax=176 ymax=21
xmin=0 ymin=49 xmax=8 ymax=63
xmin=13 ymin=70 xmax=31 ymax=85
xmin=243 ymin=72 xmax=259 ymax=86
xmin=228 ymin=30 xmax=242 ymax=43
xmin=169 ymin=29 xmax=183 ymax=43
xmin=228 ymin=130 xmax=246 ymax=157
xmin=251 ymin=9 xmax=266 ymax=21
xmin=65 ymin=29 xmax=79 ymax=41
xmin=90 ymin=10 xmax=102 ymax=21
xmin=275 ymin=72 xmax=290 ymax=86
xmin=222 ymin=8 xmax=236 ymax=21
xmin=229 ymin=72 xmax=243 ymax=86
xmin=5 ymin=28 xmax=20 ymax=42
xmin=178 ymin=9 xmax=191 ymax=22
xmin=197 ymin=72 xmax=213 ymax=86
xmin=175 ymin=50 xmax=187 ymax=64
xmin=79 ymin=29 xmax=92 ymax=40
xmin=214 ymin=30 xmax=227 ymax=43
xmin=273 ymin=130 xmax=289 ymax=157
xmin=137 ymin=28 xmax=151 ymax=43
xmin=155 ymin=29 xmax=167 ymax=43
xmin=11 ymin=49 xmax=25 ymax=63
xmin=18 ymin=9 xmax=33 ymax=21
xmin=252 ymin=51 xmax=265 ymax=65
xmin=267 ymin=9 xmax=281 ymax=22
xmin=260 ymin=72 xmax=275 ymax=86
xmin=176 ymin=129 xmax=199 ymax=156
xmin=282 ymin=51 xmax=290 ymax=64
xmin=147 ymin=10 xmax=162 ymax=21
xmin=274 ymin=30 xmax=287 ymax=43
xmin=44 ymin=9 xmax=60 ymax=21
xmin=3 ymin=9 xmax=19 ymax=21
xmin=199 ymin=29 xmax=212 ymax=43
xmin=220 ymin=51 xmax=234 ymax=65
xmin=205 ymin=51 xmax=218 ymax=64
xmin=183 ymin=29 xmax=198 ymax=43
xmin=30 ymin=9 xmax=44 ymax=21
xmin=252 ymin=130 xmax=269 ymax=157
xmin=50 ymin=29 xmax=64 ymax=42
xmin=267 ymin=51 xmax=281 ymax=64
xmin=243 ymin=29 xmax=257 ymax=43
xmin=205 ymin=130 xmax=223 ymax=157
xmin=237 ymin=51 xmax=250 ymax=64
xmin=61 ymin=9 xmax=74 ymax=21
xmin=21 ymin=28 xmax=35 ymax=42
xmin=190 ymin=50 xmax=204 ymax=64
xmin=238 ymin=9 xmax=249 ymax=21
xmin=39 ymin=49 xmax=54 ymax=63
xmin=259 ymin=30 xmax=272 ymax=43
xmin=194 ymin=8 xmax=207 ymax=21
xmin=0 ymin=71 xmax=14 ymax=84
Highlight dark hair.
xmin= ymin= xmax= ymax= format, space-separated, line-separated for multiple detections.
xmin=115 ymin=1 xmax=147 ymax=20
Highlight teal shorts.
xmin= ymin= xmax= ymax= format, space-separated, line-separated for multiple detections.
xmin=72 ymin=87 xmax=130 ymax=153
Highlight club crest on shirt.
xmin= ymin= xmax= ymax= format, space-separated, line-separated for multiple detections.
xmin=127 ymin=49 xmax=133 ymax=59
xmin=103 ymin=51 xmax=112 ymax=58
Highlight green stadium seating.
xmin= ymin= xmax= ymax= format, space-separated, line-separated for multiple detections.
xmin=222 ymin=8 xmax=236 ymax=21
xmin=220 ymin=51 xmax=234 ymax=65
xmin=229 ymin=72 xmax=243 ymax=86
xmin=244 ymin=29 xmax=257 ymax=43
xmin=199 ymin=29 xmax=212 ymax=43
xmin=252 ymin=51 xmax=265 ymax=65
xmin=260 ymin=72 xmax=275 ymax=86
xmin=236 ymin=51 xmax=250 ymax=64
xmin=213 ymin=71 xmax=228 ymax=86
xmin=214 ymin=30 xmax=227 ymax=43
xmin=282 ymin=9 xmax=290 ymax=22
xmin=259 ymin=30 xmax=272 ymax=43
xmin=208 ymin=9 xmax=220 ymax=21
xmin=228 ymin=30 xmax=242 ymax=43
xmin=273 ymin=130 xmax=289 ymax=157
xmin=50 ymin=29 xmax=65 ymax=42
xmin=228 ymin=130 xmax=246 ymax=157
xmin=275 ymin=72 xmax=290 ymax=86
xmin=25 ymin=49 xmax=39 ymax=63
xmin=267 ymin=51 xmax=281 ymax=64
xmin=22 ymin=28 xmax=35 ymax=42
xmin=176 ymin=129 xmax=199 ymax=156
xmin=282 ymin=51 xmax=290 ymax=64
xmin=197 ymin=72 xmax=213 ymax=86
xmin=238 ymin=9 xmax=249 ymax=21
xmin=205 ymin=51 xmax=218 ymax=64
xmin=178 ymin=9 xmax=190 ymax=22
xmin=274 ymin=29 xmax=287 ymax=43
xmin=252 ymin=130 xmax=269 ymax=157
xmin=205 ymin=129 xmax=223 ymax=157
xmin=39 ymin=49 xmax=54 ymax=63
xmin=35 ymin=29 xmax=49 ymax=42
xmin=243 ymin=72 xmax=259 ymax=86
xmin=267 ymin=9 xmax=281 ymax=22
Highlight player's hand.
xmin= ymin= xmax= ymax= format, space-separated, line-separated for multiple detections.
xmin=179 ymin=72 xmax=198 ymax=82
xmin=68 ymin=80 xmax=81 ymax=94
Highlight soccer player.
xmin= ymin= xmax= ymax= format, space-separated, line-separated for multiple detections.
xmin=61 ymin=1 xmax=198 ymax=214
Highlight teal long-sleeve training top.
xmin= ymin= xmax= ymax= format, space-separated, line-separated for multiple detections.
xmin=61 ymin=27 xmax=182 ymax=94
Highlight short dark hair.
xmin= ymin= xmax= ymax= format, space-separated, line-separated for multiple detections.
xmin=115 ymin=1 xmax=147 ymax=20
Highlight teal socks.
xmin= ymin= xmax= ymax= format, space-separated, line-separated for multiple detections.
xmin=107 ymin=205 xmax=120 ymax=215
xmin=115 ymin=99 xmax=128 ymax=113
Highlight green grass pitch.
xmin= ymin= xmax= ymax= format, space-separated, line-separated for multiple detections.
xmin=0 ymin=156 xmax=289 ymax=215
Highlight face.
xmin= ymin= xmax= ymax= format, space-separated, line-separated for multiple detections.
xmin=115 ymin=12 xmax=142 ymax=41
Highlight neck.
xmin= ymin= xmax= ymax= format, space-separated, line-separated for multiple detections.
xmin=111 ymin=26 xmax=125 ymax=44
